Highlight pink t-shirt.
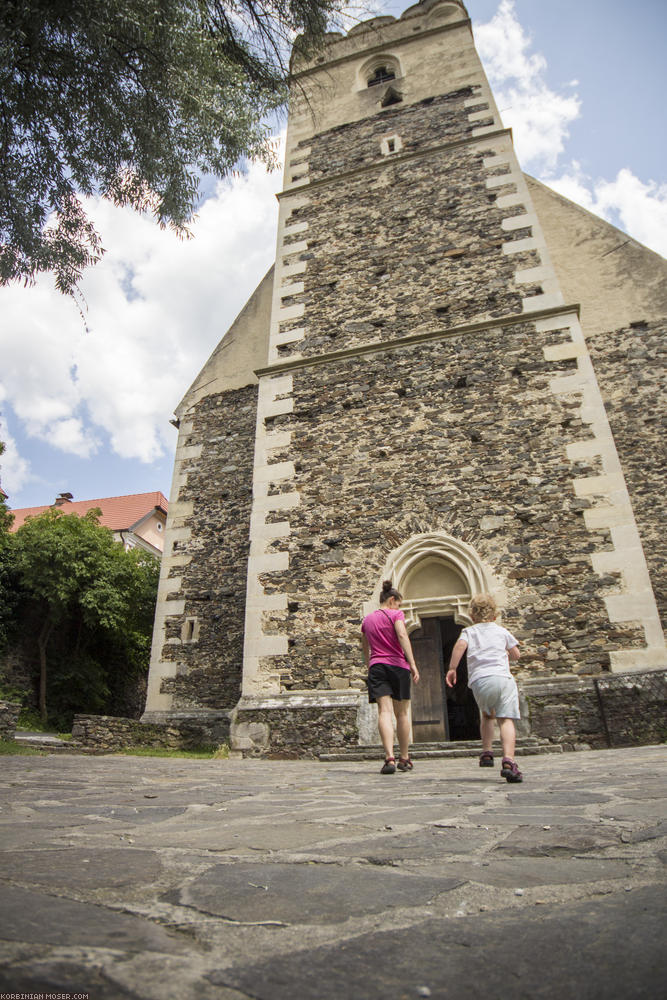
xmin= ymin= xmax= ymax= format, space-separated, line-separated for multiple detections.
xmin=361 ymin=608 xmax=410 ymax=670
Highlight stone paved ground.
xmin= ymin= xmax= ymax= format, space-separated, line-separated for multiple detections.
xmin=0 ymin=746 xmax=665 ymax=999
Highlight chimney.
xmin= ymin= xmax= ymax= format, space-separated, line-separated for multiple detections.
xmin=54 ymin=492 xmax=74 ymax=506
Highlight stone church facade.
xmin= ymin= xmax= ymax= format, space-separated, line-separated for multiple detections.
xmin=143 ymin=0 xmax=667 ymax=755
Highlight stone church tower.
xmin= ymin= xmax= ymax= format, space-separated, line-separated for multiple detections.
xmin=143 ymin=0 xmax=667 ymax=754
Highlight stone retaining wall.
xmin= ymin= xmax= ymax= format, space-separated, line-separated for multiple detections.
xmin=524 ymin=670 xmax=666 ymax=750
xmin=0 ymin=700 xmax=20 ymax=740
xmin=71 ymin=713 xmax=231 ymax=753
xmin=231 ymin=695 xmax=361 ymax=758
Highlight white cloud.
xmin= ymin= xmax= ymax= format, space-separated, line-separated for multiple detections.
xmin=474 ymin=0 xmax=581 ymax=171
xmin=0 ymin=417 xmax=31 ymax=495
xmin=548 ymin=165 xmax=667 ymax=258
xmin=0 ymin=148 xmax=283 ymax=474
xmin=475 ymin=2 xmax=666 ymax=258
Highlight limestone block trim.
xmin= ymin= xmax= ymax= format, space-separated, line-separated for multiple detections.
xmin=274 ymin=326 xmax=306 ymax=348
xmin=242 ymin=372 xmax=299 ymax=697
xmin=272 ymin=191 xmax=311 ymax=363
xmin=536 ymin=312 xmax=666 ymax=672
xmin=144 ymin=421 xmax=203 ymax=715
xmin=477 ymin=133 xmax=564 ymax=316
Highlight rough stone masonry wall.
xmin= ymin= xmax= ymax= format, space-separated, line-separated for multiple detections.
xmin=158 ymin=385 xmax=257 ymax=710
xmin=0 ymin=700 xmax=20 ymax=740
xmin=280 ymin=91 xmax=541 ymax=359
xmin=524 ymin=670 xmax=667 ymax=750
xmin=587 ymin=319 xmax=667 ymax=636
xmin=303 ymin=88 xmax=486 ymax=182
xmin=72 ymin=713 xmax=231 ymax=753
xmin=260 ymin=318 xmax=646 ymax=691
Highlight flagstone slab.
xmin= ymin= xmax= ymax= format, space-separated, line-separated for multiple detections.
xmin=134 ymin=820 xmax=373 ymax=853
xmin=455 ymin=856 xmax=632 ymax=887
xmin=493 ymin=824 xmax=620 ymax=856
xmin=307 ymin=826 xmax=496 ymax=861
xmin=505 ymin=791 xmax=611 ymax=805
xmin=0 ymin=848 xmax=161 ymax=888
xmin=470 ymin=810 xmax=592 ymax=826
xmin=212 ymin=885 xmax=667 ymax=1000
xmin=0 ymin=885 xmax=190 ymax=952
xmin=177 ymin=861 xmax=464 ymax=925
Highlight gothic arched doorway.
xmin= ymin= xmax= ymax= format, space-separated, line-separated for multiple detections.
xmin=372 ymin=533 xmax=494 ymax=743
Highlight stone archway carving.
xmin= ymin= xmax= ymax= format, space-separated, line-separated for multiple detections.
xmin=369 ymin=532 xmax=493 ymax=631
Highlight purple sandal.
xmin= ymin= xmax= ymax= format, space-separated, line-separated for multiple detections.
xmin=500 ymin=757 xmax=523 ymax=783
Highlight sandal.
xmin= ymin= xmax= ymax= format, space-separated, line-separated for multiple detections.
xmin=500 ymin=757 xmax=523 ymax=783
xmin=397 ymin=757 xmax=414 ymax=772
xmin=479 ymin=751 xmax=494 ymax=768
xmin=380 ymin=757 xmax=396 ymax=774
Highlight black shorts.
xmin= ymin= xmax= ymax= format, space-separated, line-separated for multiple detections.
xmin=367 ymin=662 xmax=412 ymax=703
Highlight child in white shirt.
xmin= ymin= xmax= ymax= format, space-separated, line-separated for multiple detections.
xmin=446 ymin=594 xmax=523 ymax=782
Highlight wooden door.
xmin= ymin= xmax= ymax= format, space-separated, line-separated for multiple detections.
xmin=410 ymin=617 xmax=449 ymax=742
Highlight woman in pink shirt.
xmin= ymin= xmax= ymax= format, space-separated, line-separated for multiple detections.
xmin=361 ymin=580 xmax=420 ymax=774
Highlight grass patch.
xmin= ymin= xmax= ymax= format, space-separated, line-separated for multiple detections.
xmin=16 ymin=709 xmax=55 ymax=733
xmin=0 ymin=739 xmax=47 ymax=756
xmin=115 ymin=745 xmax=223 ymax=759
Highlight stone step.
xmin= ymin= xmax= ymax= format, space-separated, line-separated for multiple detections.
xmin=318 ymin=740 xmax=563 ymax=762
xmin=13 ymin=732 xmax=79 ymax=753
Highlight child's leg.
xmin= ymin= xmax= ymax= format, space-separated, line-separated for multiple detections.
xmin=480 ymin=711 xmax=495 ymax=752
xmin=497 ymin=716 xmax=516 ymax=760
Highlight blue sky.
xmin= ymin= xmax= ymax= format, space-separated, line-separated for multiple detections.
xmin=1 ymin=0 xmax=666 ymax=510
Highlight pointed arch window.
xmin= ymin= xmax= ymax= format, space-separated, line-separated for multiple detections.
xmin=367 ymin=65 xmax=396 ymax=87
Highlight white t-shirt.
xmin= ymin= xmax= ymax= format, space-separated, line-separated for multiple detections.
xmin=460 ymin=622 xmax=518 ymax=685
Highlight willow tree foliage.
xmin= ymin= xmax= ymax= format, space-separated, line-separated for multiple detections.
xmin=0 ymin=0 xmax=342 ymax=293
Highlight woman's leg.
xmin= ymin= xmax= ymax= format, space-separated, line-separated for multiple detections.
xmin=393 ymin=699 xmax=411 ymax=760
xmin=376 ymin=695 xmax=395 ymax=759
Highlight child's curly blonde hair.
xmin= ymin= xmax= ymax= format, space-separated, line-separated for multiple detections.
xmin=469 ymin=593 xmax=497 ymax=623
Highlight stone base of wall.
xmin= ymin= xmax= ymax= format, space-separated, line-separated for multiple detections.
xmin=0 ymin=700 xmax=20 ymax=741
xmin=230 ymin=692 xmax=362 ymax=758
xmin=522 ymin=670 xmax=666 ymax=750
xmin=72 ymin=711 xmax=231 ymax=753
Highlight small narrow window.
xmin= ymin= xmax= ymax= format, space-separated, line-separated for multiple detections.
xmin=181 ymin=617 xmax=200 ymax=643
xmin=380 ymin=134 xmax=402 ymax=157
xmin=368 ymin=65 xmax=395 ymax=87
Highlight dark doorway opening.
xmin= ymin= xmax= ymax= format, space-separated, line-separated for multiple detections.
xmin=410 ymin=615 xmax=480 ymax=742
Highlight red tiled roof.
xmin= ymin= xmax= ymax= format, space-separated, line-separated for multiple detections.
xmin=9 ymin=491 xmax=168 ymax=532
